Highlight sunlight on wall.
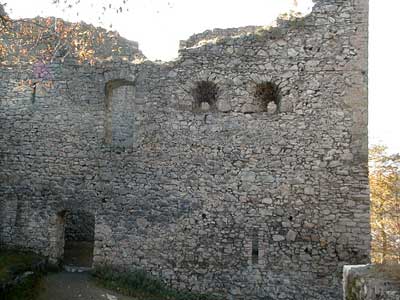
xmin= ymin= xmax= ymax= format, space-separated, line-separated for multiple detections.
xmin=6 ymin=0 xmax=400 ymax=154
xmin=7 ymin=0 xmax=314 ymax=61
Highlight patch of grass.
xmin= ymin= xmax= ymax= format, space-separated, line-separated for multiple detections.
xmin=0 ymin=249 xmax=46 ymax=300
xmin=254 ymin=26 xmax=284 ymax=41
xmin=0 ymin=250 xmax=43 ymax=283
xmin=91 ymin=266 xmax=223 ymax=300
xmin=3 ymin=273 xmax=43 ymax=300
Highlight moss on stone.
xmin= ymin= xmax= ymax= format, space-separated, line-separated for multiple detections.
xmin=345 ymin=277 xmax=361 ymax=300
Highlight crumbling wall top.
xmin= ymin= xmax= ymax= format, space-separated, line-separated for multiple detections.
xmin=179 ymin=25 xmax=263 ymax=49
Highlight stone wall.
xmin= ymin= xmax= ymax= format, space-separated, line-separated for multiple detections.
xmin=343 ymin=265 xmax=400 ymax=300
xmin=179 ymin=25 xmax=262 ymax=49
xmin=0 ymin=0 xmax=369 ymax=299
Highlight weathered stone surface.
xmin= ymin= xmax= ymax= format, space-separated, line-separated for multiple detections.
xmin=286 ymin=230 xmax=297 ymax=242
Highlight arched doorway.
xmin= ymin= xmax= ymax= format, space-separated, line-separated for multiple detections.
xmin=49 ymin=210 xmax=95 ymax=268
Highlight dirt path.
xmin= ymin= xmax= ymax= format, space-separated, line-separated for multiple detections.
xmin=38 ymin=271 xmax=137 ymax=300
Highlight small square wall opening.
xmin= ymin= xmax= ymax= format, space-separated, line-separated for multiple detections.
xmin=191 ymin=80 xmax=219 ymax=112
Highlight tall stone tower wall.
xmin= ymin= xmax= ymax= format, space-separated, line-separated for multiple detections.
xmin=0 ymin=0 xmax=369 ymax=299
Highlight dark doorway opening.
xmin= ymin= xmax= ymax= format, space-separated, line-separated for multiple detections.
xmin=63 ymin=211 xmax=95 ymax=268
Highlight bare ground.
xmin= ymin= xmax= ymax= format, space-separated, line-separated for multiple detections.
xmin=37 ymin=271 xmax=137 ymax=300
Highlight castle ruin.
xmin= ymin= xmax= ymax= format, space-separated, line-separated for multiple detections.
xmin=0 ymin=0 xmax=369 ymax=299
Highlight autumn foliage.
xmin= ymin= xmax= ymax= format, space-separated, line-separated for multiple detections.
xmin=369 ymin=145 xmax=400 ymax=263
xmin=0 ymin=3 xmax=142 ymax=67
xmin=1 ymin=15 xmax=109 ymax=65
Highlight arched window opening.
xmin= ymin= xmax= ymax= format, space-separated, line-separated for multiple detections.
xmin=104 ymin=79 xmax=135 ymax=146
xmin=191 ymin=80 xmax=219 ymax=112
xmin=254 ymin=82 xmax=281 ymax=114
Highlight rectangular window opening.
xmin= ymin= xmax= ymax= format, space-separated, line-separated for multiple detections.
xmin=251 ymin=228 xmax=259 ymax=265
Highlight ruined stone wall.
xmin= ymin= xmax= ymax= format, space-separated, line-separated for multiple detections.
xmin=343 ymin=265 xmax=400 ymax=300
xmin=0 ymin=0 xmax=369 ymax=299
xmin=179 ymin=25 xmax=262 ymax=49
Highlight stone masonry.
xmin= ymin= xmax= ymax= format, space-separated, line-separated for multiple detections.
xmin=0 ymin=0 xmax=369 ymax=299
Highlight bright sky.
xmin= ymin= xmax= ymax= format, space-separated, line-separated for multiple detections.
xmin=5 ymin=0 xmax=400 ymax=154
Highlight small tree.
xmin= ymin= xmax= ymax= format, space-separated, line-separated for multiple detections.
xmin=369 ymin=145 xmax=400 ymax=263
xmin=0 ymin=1 xmax=133 ymax=66
xmin=0 ymin=1 xmax=144 ymax=98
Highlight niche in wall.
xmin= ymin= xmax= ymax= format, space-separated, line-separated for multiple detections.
xmin=254 ymin=81 xmax=281 ymax=113
xmin=191 ymin=80 xmax=219 ymax=112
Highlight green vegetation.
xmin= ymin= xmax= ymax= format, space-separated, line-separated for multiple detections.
xmin=286 ymin=17 xmax=307 ymax=29
xmin=91 ymin=266 xmax=223 ymax=300
xmin=2 ymin=274 xmax=43 ymax=300
xmin=0 ymin=250 xmax=42 ymax=282
xmin=254 ymin=26 xmax=284 ymax=40
xmin=0 ymin=249 xmax=45 ymax=300
xmin=345 ymin=277 xmax=361 ymax=300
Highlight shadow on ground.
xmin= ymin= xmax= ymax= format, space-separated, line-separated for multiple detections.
xmin=38 ymin=271 xmax=137 ymax=300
